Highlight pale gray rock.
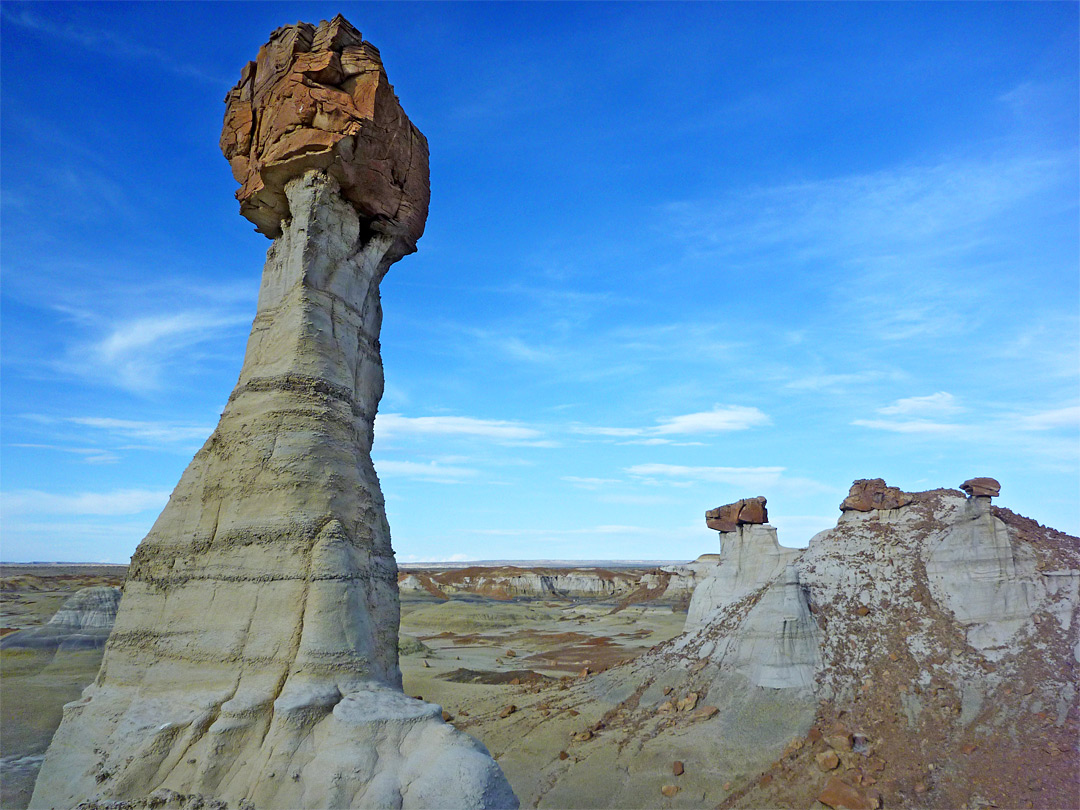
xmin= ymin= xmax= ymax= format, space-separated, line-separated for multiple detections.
xmin=685 ymin=524 xmax=801 ymax=632
xmin=2 ymin=585 xmax=120 ymax=650
xmin=925 ymin=495 xmax=1045 ymax=658
xmin=30 ymin=173 xmax=516 ymax=810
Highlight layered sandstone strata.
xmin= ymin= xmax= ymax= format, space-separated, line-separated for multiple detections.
xmin=32 ymin=17 xmax=515 ymax=810
xmin=493 ymin=480 xmax=1077 ymax=809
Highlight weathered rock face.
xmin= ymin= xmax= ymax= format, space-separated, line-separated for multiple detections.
xmin=489 ymin=480 xmax=1078 ymax=809
xmin=32 ymin=17 xmax=515 ymax=810
xmin=397 ymin=565 xmax=708 ymax=603
xmin=221 ymin=14 xmax=429 ymax=254
xmin=960 ymin=476 xmax=1001 ymax=498
xmin=839 ymin=478 xmax=913 ymax=512
xmin=1 ymin=585 xmax=120 ymax=651
xmin=705 ymin=496 xmax=768 ymax=532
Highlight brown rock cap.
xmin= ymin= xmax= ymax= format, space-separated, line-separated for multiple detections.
xmin=705 ymin=496 xmax=768 ymax=532
xmin=839 ymin=479 xmax=913 ymax=512
xmin=221 ymin=14 xmax=429 ymax=255
xmin=960 ymin=477 xmax=1001 ymax=498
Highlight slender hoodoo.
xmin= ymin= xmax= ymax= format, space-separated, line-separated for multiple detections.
xmin=32 ymin=16 xmax=516 ymax=810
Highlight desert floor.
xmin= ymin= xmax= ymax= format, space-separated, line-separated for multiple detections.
xmin=0 ymin=565 xmax=686 ymax=809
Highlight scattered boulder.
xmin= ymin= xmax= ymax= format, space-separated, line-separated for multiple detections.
xmin=672 ymin=761 xmax=684 ymax=776
xmin=499 ymin=704 xmax=518 ymax=718
xmin=960 ymin=477 xmax=1001 ymax=498
xmin=706 ymin=496 xmax=768 ymax=532
xmin=815 ymin=750 xmax=840 ymax=771
xmin=676 ymin=692 xmax=699 ymax=712
xmin=660 ymin=784 xmax=680 ymax=797
xmin=839 ymin=478 xmax=913 ymax=512
xmin=692 ymin=705 xmax=719 ymax=721
xmin=818 ymin=776 xmax=876 ymax=810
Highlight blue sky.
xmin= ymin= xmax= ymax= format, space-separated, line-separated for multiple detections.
xmin=2 ymin=2 xmax=1077 ymax=563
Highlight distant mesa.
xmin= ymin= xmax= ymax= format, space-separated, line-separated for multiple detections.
xmin=705 ymin=496 xmax=768 ymax=532
xmin=1 ymin=585 xmax=120 ymax=651
xmin=838 ymin=477 xmax=913 ymax=512
xmin=221 ymin=14 xmax=429 ymax=256
xmin=961 ymin=476 xmax=1001 ymax=498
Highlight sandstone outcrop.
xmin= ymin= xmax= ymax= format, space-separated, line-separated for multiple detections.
xmin=32 ymin=17 xmax=514 ymax=810
xmin=397 ymin=564 xmax=709 ymax=603
xmin=839 ymin=478 xmax=913 ymax=512
xmin=960 ymin=476 xmax=1001 ymax=498
xmin=1 ymin=585 xmax=120 ymax=651
xmin=481 ymin=478 xmax=1079 ymax=809
xmin=705 ymin=496 xmax=768 ymax=532
xmin=221 ymin=14 xmax=429 ymax=253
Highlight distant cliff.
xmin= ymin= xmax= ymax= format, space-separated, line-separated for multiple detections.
xmin=398 ymin=562 xmax=717 ymax=604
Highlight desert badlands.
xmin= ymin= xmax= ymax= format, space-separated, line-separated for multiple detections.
xmin=1 ymin=14 xmax=1078 ymax=810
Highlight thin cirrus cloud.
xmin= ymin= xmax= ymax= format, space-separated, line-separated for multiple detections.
xmin=0 ymin=488 xmax=170 ymax=516
xmin=374 ymin=459 xmax=480 ymax=483
xmin=626 ymin=464 xmax=787 ymax=489
xmin=375 ymin=414 xmax=543 ymax=442
xmin=9 ymin=444 xmax=120 ymax=464
xmin=852 ymin=392 xmax=968 ymax=436
xmin=667 ymin=153 xmax=1068 ymax=259
xmin=63 ymin=310 xmax=251 ymax=394
xmin=1016 ymin=405 xmax=1080 ymax=431
xmin=877 ymin=392 xmax=963 ymax=417
xmin=23 ymin=415 xmax=214 ymax=447
xmin=1 ymin=7 xmax=229 ymax=85
xmin=574 ymin=405 xmax=770 ymax=441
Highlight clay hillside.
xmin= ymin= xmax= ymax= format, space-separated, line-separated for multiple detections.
xmin=469 ymin=479 xmax=1078 ymax=810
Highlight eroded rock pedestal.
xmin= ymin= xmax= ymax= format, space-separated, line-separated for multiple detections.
xmin=486 ymin=480 xmax=1078 ymax=809
xmin=32 ymin=17 xmax=515 ymax=810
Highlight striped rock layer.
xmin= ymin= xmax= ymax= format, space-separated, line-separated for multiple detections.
xmin=32 ymin=16 xmax=515 ymax=810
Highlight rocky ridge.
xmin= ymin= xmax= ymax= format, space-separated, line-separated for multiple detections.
xmin=398 ymin=563 xmax=712 ymax=604
xmin=31 ymin=17 xmax=514 ymax=810
xmin=1 ymin=586 xmax=120 ymax=651
xmin=474 ymin=479 xmax=1078 ymax=809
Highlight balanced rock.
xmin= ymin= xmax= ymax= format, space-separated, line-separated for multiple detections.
xmin=221 ymin=14 xmax=429 ymax=252
xmin=706 ymin=496 xmax=768 ymax=532
xmin=32 ymin=16 xmax=515 ymax=810
xmin=960 ymin=477 xmax=1001 ymax=498
xmin=839 ymin=478 xmax=913 ymax=512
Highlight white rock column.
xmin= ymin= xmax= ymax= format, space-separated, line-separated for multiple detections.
xmin=31 ymin=172 xmax=518 ymax=809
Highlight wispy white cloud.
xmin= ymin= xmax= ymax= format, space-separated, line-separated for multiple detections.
xmin=23 ymin=415 xmax=214 ymax=447
xmin=783 ymin=372 xmax=897 ymax=392
xmin=1015 ymin=405 xmax=1080 ymax=431
xmin=0 ymin=489 xmax=170 ymax=516
xmin=877 ymin=392 xmax=963 ymax=417
xmin=562 ymin=476 xmax=622 ymax=489
xmin=54 ymin=308 xmax=250 ymax=394
xmin=375 ymin=459 xmax=480 ymax=483
xmin=664 ymin=151 xmax=1074 ymax=343
xmin=9 ymin=444 xmax=120 ymax=464
xmin=626 ymin=464 xmax=787 ymax=489
xmin=851 ymin=419 xmax=967 ymax=436
xmin=654 ymin=406 xmax=771 ymax=434
xmin=376 ymin=414 xmax=543 ymax=442
xmin=574 ymin=405 xmax=770 ymax=441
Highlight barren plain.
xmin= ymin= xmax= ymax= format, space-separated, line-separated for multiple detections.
xmin=0 ymin=563 xmax=686 ymax=810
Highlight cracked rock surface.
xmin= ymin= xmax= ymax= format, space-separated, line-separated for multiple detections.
xmin=31 ymin=16 xmax=514 ymax=810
